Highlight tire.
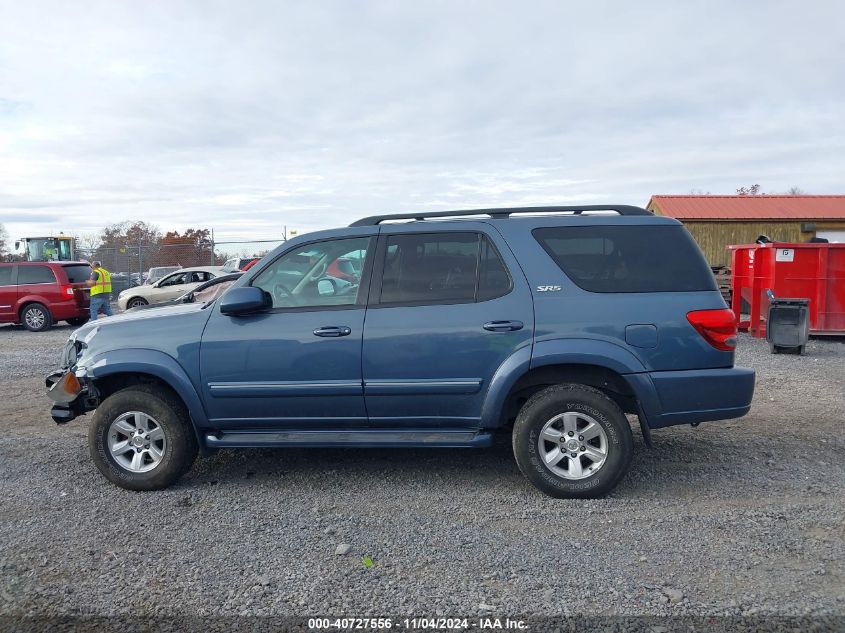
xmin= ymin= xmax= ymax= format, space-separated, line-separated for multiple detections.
xmin=89 ymin=385 xmax=198 ymax=491
xmin=126 ymin=297 xmax=148 ymax=309
xmin=512 ymin=384 xmax=633 ymax=499
xmin=21 ymin=303 xmax=53 ymax=332
xmin=66 ymin=316 xmax=89 ymax=327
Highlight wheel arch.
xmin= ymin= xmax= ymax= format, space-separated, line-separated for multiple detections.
xmin=17 ymin=298 xmax=50 ymax=318
xmin=85 ymin=349 xmax=208 ymax=446
xmin=481 ymin=339 xmax=657 ymax=441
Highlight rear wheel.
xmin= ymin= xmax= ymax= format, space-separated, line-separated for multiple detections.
xmin=126 ymin=297 xmax=148 ymax=309
xmin=21 ymin=303 xmax=53 ymax=332
xmin=66 ymin=316 xmax=89 ymax=327
xmin=89 ymin=385 xmax=198 ymax=490
xmin=512 ymin=384 xmax=633 ymax=498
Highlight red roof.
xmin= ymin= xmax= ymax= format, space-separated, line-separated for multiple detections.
xmin=647 ymin=195 xmax=845 ymax=220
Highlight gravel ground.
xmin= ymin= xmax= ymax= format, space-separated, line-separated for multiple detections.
xmin=0 ymin=323 xmax=843 ymax=624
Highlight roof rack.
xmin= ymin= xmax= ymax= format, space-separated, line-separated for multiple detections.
xmin=350 ymin=205 xmax=652 ymax=226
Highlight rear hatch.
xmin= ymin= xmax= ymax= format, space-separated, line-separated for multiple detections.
xmin=60 ymin=264 xmax=92 ymax=307
xmin=532 ymin=223 xmax=735 ymax=371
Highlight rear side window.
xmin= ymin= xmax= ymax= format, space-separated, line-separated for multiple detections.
xmin=533 ymin=225 xmax=716 ymax=293
xmin=18 ymin=265 xmax=57 ymax=285
xmin=0 ymin=266 xmax=13 ymax=286
xmin=379 ymin=232 xmax=512 ymax=304
xmin=62 ymin=265 xmax=91 ymax=284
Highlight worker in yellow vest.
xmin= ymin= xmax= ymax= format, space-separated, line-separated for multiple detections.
xmin=86 ymin=261 xmax=113 ymax=320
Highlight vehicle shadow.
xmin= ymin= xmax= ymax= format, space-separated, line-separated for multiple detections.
xmin=180 ymin=424 xmax=837 ymax=500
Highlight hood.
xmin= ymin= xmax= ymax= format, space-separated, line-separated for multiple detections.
xmin=74 ymin=301 xmax=206 ymax=336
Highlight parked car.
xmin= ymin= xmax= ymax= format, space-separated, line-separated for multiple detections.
xmin=0 ymin=261 xmax=91 ymax=331
xmin=127 ymin=273 xmax=243 ymax=311
xmin=47 ymin=205 xmax=755 ymax=497
xmin=116 ymin=266 xmax=223 ymax=310
xmin=221 ymin=257 xmax=257 ymax=273
xmin=144 ymin=265 xmax=181 ymax=285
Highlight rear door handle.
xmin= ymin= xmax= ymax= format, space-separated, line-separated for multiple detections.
xmin=483 ymin=320 xmax=524 ymax=332
xmin=313 ymin=326 xmax=352 ymax=337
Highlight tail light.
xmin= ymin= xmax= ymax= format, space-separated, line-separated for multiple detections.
xmin=60 ymin=285 xmax=76 ymax=300
xmin=686 ymin=308 xmax=737 ymax=351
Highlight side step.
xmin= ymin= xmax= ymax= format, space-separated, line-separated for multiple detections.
xmin=204 ymin=429 xmax=492 ymax=449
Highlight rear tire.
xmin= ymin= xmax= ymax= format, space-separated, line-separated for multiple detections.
xmin=89 ymin=385 xmax=198 ymax=491
xmin=512 ymin=384 xmax=633 ymax=498
xmin=66 ymin=316 xmax=89 ymax=327
xmin=126 ymin=297 xmax=148 ymax=309
xmin=21 ymin=303 xmax=53 ymax=332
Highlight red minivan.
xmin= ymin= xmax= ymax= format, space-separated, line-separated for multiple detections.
xmin=0 ymin=262 xmax=92 ymax=331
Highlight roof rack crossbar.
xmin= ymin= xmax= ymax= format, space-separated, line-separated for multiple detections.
xmin=350 ymin=205 xmax=652 ymax=226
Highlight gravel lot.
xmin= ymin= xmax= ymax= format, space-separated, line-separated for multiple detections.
xmin=0 ymin=323 xmax=843 ymax=624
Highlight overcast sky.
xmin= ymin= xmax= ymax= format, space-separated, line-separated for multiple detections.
xmin=1 ymin=1 xmax=843 ymax=249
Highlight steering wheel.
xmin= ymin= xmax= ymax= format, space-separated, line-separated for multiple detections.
xmin=273 ymin=283 xmax=292 ymax=303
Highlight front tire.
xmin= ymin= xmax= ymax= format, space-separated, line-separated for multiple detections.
xmin=89 ymin=385 xmax=198 ymax=491
xmin=512 ymin=384 xmax=633 ymax=498
xmin=21 ymin=303 xmax=53 ymax=332
xmin=126 ymin=297 xmax=148 ymax=309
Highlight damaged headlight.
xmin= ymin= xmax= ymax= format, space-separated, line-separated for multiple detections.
xmin=61 ymin=337 xmax=85 ymax=369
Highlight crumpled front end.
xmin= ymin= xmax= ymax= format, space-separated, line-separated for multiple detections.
xmin=46 ymin=336 xmax=100 ymax=424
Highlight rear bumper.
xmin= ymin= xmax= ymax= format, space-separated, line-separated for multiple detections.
xmin=627 ymin=367 xmax=755 ymax=429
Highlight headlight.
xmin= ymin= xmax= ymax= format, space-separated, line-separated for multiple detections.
xmin=61 ymin=338 xmax=77 ymax=368
xmin=61 ymin=337 xmax=87 ymax=369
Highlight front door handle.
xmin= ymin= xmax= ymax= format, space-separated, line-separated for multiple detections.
xmin=313 ymin=326 xmax=352 ymax=337
xmin=483 ymin=320 xmax=524 ymax=332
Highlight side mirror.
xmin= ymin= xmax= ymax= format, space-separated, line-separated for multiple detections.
xmin=219 ymin=286 xmax=272 ymax=316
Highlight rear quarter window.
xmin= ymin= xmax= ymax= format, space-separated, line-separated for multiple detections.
xmin=17 ymin=265 xmax=57 ymax=285
xmin=62 ymin=265 xmax=91 ymax=284
xmin=533 ymin=225 xmax=717 ymax=293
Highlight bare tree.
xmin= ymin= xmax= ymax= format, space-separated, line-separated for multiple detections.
xmin=736 ymin=184 xmax=762 ymax=195
xmin=786 ymin=186 xmax=805 ymax=195
xmin=0 ymin=222 xmax=7 ymax=256
xmin=689 ymin=189 xmax=712 ymax=195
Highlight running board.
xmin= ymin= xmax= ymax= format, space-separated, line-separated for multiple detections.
xmin=204 ymin=429 xmax=492 ymax=449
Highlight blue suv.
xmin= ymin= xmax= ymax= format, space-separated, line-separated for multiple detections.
xmin=47 ymin=206 xmax=755 ymax=497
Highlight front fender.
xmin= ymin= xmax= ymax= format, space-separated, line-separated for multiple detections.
xmin=84 ymin=348 xmax=209 ymax=429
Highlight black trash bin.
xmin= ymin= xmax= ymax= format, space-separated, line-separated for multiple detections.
xmin=767 ymin=297 xmax=810 ymax=355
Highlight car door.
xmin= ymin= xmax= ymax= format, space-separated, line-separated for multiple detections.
xmin=0 ymin=266 xmax=16 ymax=322
xmin=153 ymin=271 xmax=191 ymax=302
xmin=362 ymin=223 xmax=534 ymax=429
xmin=199 ymin=230 xmax=376 ymax=429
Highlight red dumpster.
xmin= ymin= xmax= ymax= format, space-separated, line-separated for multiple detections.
xmin=729 ymin=242 xmax=845 ymax=337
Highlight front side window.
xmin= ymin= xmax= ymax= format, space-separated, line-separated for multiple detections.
xmin=252 ymin=237 xmax=372 ymax=309
xmin=379 ymin=232 xmax=512 ymax=304
xmin=159 ymin=272 xmax=187 ymax=287
xmin=18 ymin=265 xmax=56 ymax=285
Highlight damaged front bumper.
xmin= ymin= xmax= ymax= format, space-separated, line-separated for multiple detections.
xmin=45 ymin=368 xmax=99 ymax=424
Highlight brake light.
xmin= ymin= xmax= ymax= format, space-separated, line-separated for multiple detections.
xmin=686 ymin=309 xmax=737 ymax=351
xmin=60 ymin=285 xmax=76 ymax=299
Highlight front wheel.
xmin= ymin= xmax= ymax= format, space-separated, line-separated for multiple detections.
xmin=89 ymin=385 xmax=198 ymax=490
xmin=126 ymin=297 xmax=148 ymax=309
xmin=512 ymin=384 xmax=633 ymax=498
